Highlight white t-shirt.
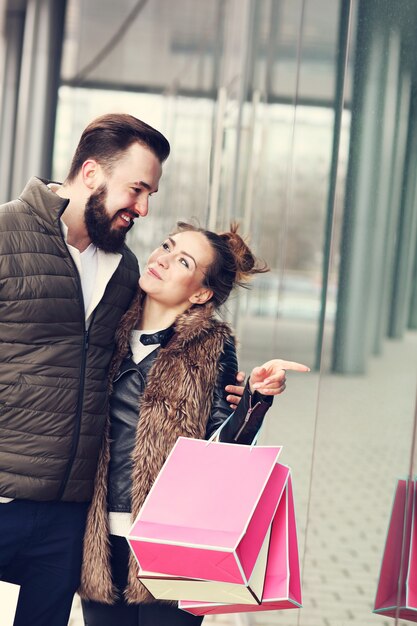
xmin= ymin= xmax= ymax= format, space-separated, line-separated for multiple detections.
xmin=74 ymin=242 xmax=98 ymax=315
xmin=60 ymin=219 xmax=99 ymax=322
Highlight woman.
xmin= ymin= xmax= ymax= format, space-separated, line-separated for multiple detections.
xmin=80 ymin=222 xmax=308 ymax=626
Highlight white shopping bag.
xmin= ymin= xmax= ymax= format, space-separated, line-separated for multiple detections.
xmin=0 ymin=581 xmax=20 ymax=626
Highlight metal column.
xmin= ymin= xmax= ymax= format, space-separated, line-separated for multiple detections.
xmin=10 ymin=0 xmax=67 ymax=198
xmin=0 ymin=2 xmax=25 ymax=203
xmin=333 ymin=0 xmax=386 ymax=374
xmin=380 ymin=69 xmax=411 ymax=339
xmin=389 ymin=91 xmax=417 ymax=338
xmin=367 ymin=25 xmax=402 ymax=356
xmin=315 ymin=0 xmax=352 ymax=371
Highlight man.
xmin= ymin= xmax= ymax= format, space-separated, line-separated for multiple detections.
xmin=0 ymin=113 xmax=169 ymax=626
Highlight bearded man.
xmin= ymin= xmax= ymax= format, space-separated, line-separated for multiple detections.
xmin=0 ymin=114 xmax=169 ymax=626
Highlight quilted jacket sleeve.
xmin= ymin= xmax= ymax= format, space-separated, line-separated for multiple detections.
xmin=205 ymin=337 xmax=273 ymax=444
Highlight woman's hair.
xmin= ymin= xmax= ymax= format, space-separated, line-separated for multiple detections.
xmin=66 ymin=113 xmax=170 ymax=181
xmin=174 ymin=221 xmax=269 ymax=308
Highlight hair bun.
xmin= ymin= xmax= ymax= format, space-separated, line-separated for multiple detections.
xmin=220 ymin=222 xmax=268 ymax=285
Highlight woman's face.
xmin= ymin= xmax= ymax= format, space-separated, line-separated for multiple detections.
xmin=139 ymin=230 xmax=215 ymax=310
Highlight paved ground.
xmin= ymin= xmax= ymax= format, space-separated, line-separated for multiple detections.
xmin=69 ymin=317 xmax=417 ymax=626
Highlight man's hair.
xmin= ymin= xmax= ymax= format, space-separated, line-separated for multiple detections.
xmin=66 ymin=113 xmax=170 ymax=181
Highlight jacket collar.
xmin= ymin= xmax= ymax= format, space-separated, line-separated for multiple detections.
xmin=19 ymin=177 xmax=69 ymax=226
xmin=139 ymin=326 xmax=174 ymax=347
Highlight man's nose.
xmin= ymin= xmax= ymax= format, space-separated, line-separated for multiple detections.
xmin=132 ymin=196 xmax=149 ymax=217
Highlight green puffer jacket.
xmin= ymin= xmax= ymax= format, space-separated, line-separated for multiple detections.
xmin=0 ymin=177 xmax=139 ymax=502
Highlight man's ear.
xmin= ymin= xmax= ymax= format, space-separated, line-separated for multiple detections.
xmin=189 ymin=288 xmax=213 ymax=305
xmin=81 ymin=159 xmax=100 ymax=190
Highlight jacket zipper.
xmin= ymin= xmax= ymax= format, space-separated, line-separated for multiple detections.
xmin=57 ymin=328 xmax=90 ymax=497
xmin=233 ymin=399 xmax=261 ymax=441
xmin=56 ymin=222 xmax=92 ymax=500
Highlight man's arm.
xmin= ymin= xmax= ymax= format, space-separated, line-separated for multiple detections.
xmin=225 ymin=371 xmax=246 ymax=410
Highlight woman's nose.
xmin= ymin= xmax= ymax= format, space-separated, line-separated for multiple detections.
xmin=157 ymin=254 xmax=169 ymax=268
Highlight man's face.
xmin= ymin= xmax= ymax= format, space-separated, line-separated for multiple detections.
xmin=84 ymin=142 xmax=162 ymax=252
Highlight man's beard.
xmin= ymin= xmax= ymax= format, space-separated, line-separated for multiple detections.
xmin=84 ymin=184 xmax=133 ymax=253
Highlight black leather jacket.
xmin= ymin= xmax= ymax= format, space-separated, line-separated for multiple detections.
xmin=107 ymin=332 xmax=272 ymax=512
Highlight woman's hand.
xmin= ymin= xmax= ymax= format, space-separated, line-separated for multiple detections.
xmin=249 ymin=359 xmax=310 ymax=395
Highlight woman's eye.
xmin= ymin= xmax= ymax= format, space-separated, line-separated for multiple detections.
xmin=161 ymin=241 xmax=170 ymax=251
xmin=179 ymin=257 xmax=189 ymax=269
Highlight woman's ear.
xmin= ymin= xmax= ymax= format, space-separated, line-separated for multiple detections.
xmin=189 ymin=288 xmax=213 ymax=305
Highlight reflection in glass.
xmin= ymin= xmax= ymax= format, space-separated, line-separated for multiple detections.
xmin=49 ymin=1 xmax=417 ymax=625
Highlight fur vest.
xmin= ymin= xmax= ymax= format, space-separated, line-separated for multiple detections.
xmin=79 ymin=293 xmax=234 ymax=604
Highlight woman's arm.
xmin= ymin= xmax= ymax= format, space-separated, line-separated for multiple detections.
xmin=220 ymin=379 xmax=274 ymax=444
xmin=205 ymin=339 xmax=310 ymax=444
xmin=205 ymin=338 xmax=273 ymax=445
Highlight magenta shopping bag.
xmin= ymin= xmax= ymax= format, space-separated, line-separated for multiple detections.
xmin=136 ymin=507 xmax=275 ymax=605
xmin=178 ymin=475 xmax=302 ymax=615
xmin=373 ymin=479 xmax=417 ymax=621
xmin=128 ymin=437 xmax=285 ymax=590
xmin=136 ymin=466 xmax=291 ymax=605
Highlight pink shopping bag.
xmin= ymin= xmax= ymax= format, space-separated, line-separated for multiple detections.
xmin=136 ymin=521 xmax=274 ymax=605
xmin=373 ymin=479 xmax=417 ymax=621
xmin=128 ymin=437 xmax=285 ymax=587
xmin=179 ymin=474 xmax=302 ymax=615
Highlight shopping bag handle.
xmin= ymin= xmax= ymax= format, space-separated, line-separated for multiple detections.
xmin=250 ymin=425 xmax=263 ymax=448
xmin=206 ymin=412 xmax=234 ymax=444
xmin=206 ymin=412 xmax=263 ymax=449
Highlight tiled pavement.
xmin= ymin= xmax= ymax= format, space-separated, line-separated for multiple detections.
xmin=70 ymin=319 xmax=417 ymax=626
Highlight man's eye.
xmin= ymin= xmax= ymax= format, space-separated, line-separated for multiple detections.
xmin=132 ymin=187 xmax=141 ymax=194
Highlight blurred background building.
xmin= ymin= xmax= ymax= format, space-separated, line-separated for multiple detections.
xmin=1 ymin=1 xmax=417 ymax=625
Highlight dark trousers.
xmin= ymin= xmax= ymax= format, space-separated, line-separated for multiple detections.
xmin=0 ymin=498 xmax=88 ymax=626
xmin=82 ymin=535 xmax=204 ymax=626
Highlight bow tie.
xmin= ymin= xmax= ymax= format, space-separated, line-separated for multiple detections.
xmin=139 ymin=327 xmax=174 ymax=347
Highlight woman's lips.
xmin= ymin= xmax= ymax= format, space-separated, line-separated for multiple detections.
xmin=148 ymin=267 xmax=162 ymax=280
